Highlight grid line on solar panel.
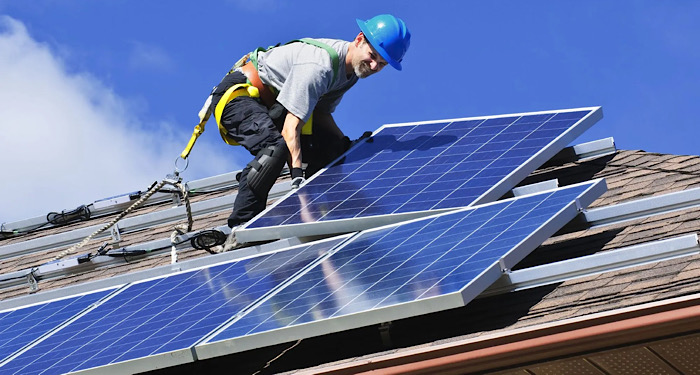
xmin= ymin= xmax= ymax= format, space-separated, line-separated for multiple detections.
xmin=238 ymin=108 xmax=601 ymax=243
xmin=1 ymin=237 xmax=346 ymax=375
xmin=206 ymin=181 xmax=602 ymax=348
xmin=0 ymin=289 xmax=114 ymax=366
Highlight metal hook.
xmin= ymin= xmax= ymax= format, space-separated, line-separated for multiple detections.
xmin=174 ymin=156 xmax=189 ymax=174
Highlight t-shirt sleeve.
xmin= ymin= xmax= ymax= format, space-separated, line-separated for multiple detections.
xmin=274 ymin=61 xmax=332 ymax=123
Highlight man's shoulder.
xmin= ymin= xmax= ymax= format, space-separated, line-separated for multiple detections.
xmin=270 ymin=39 xmax=346 ymax=72
xmin=285 ymin=38 xmax=349 ymax=59
xmin=310 ymin=38 xmax=350 ymax=50
xmin=297 ymin=38 xmax=349 ymax=72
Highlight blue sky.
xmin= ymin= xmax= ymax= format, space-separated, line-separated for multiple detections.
xmin=1 ymin=1 xmax=698 ymax=224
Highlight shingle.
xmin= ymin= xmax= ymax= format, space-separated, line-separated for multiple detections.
xmin=671 ymin=174 xmax=700 ymax=188
xmin=544 ymin=278 xmax=608 ymax=299
xmin=629 ymin=217 xmax=680 ymax=233
xmin=617 ymin=226 xmax=682 ymax=246
xmin=646 ymin=174 xmax=686 ymax=191
xmin=655 ymin=284 xmax=700 ymax=300
xmin=673 ymin=265 xmax=700 ymax=283
xmin=650 ymin=207 xmax=700 ymax=223
xmin=1 ymin=285 xmax=32 ymax=300
xmin=630 ymin=153 xmax=669 ymax=168
xmin=610 ymin=150 xmax=644 ymax=165
xmin=514 ymin=309 xmax=579 ymax=327
xmin=605 ymin=177 xmax=636 ymax=190
xmin=592 ymin=293 xmax=662 ymax=312
xmin=679 ymin=255 xmax=700 ymax=271
xmin=621 ymin=275 xmax=680 ymax=294
xmin=676 ymin=157 xmax=700 ymax=173
xmin=640 ymin=153 xmax=676 ymax=166
xmin=579 ymin=282 xmax=630 ymax=300
xmin=602 ymin=271 xmax=640 ymax=287
xmin=594 ymin=168 xmax=628 ymax=181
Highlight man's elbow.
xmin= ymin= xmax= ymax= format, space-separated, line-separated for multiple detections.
xmin=281 ymin=113 xmax=302 ymax=138
xmin=280 ymin=124 xmax=296 ymax=142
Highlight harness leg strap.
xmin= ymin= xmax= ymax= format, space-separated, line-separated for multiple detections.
xmin=247 ymin=143 xmax=289 ymax=197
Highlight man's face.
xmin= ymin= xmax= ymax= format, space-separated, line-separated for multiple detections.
xmin=352 ymin=35 xmax=388 ymax=79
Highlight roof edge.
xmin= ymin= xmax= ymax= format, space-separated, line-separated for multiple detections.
xmin=297 ymin=293 xmax=700 ymax=375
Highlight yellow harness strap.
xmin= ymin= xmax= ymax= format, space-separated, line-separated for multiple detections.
xmin=301 ymin=114 xmax=313 ymax=135
xmin=180 ymin=76 xmax=315 ymax=159
xmin=179 ymin=84 xmax=260 ymax=158
xmin=214 ymin=84 xmax=260 ymax=145
xmin=180 ymin=95 xmax=213 ymax=159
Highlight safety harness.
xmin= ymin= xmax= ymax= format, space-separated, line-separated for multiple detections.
xmin=180 ymin=38 xmax=340 ymax=159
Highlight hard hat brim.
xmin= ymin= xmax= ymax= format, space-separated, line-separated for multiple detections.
xmin=356 ymin=19 xmax=402 ymax=71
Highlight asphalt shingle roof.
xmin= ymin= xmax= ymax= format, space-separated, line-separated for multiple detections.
xmin=1 ymin=149 xmax=699 ymax=374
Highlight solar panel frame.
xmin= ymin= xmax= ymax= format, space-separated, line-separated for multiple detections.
xmin=194 ymin=179 xmax=606 ymax=360
xmin=236 ymin=107 xmax=603 ymax=243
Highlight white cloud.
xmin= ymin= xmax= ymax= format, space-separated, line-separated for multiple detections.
xmin=0 ymin=16 xmax=236 ymax=224
xmin=128 ymin=41 xmax=175 ymax=72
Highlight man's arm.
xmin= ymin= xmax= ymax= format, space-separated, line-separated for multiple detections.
xmin=312 ymin=111 xmax=345 ymax=139
xmin=281 ymin=111 xmax=305 ymax=169
xmin=281 ymin=111 xmax=345 ymax=169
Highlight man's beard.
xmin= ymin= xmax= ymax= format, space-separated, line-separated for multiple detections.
xmin=353 ymin=60 xmax=375 ymax=78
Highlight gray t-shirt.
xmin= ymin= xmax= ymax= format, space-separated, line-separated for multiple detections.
xmin=257 ymin=38 xmax=358 ymax=123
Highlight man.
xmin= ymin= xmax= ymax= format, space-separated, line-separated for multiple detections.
xmin=212 ymin=14 xmax=410 ymax=250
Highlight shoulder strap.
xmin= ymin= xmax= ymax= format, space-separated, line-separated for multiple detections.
xmin=250 ymin=39 xmax=341 ymax=86
xmin=295 ymin=38 xmax=340 ymax=86
xmin=249 ymin=46 xmax=271 ymax=71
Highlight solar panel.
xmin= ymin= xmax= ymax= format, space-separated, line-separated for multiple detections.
xmin=196 ymin=179 xmax=606 ymax=358
xmin=0 ymin=289 xmax=114 ymax=365
xmin=237 ymin=107 xmax=603 ymax=243
xmin=0 ymin=236 xmax=348 ymax=375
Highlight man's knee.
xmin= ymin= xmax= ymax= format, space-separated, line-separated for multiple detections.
xmin=246 ymin=141 xmax=289 ymax=198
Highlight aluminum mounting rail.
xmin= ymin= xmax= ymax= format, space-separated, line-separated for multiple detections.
xmin=1 ymin=169 xmax=279 ymax=234
xmin=584 ymin=186 xmax=700 ymax=227
xmin=483 ymin=233 xmax=700 ymax=296
xmin=0 ymin=182 xmax=292 ymax=261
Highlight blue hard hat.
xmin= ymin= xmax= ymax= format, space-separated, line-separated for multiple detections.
xmin=356 ymin=14 xmax=411 ymax=71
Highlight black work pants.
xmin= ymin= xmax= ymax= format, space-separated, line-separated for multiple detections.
xmin=216 ymin=73 xmax=286 ymax=228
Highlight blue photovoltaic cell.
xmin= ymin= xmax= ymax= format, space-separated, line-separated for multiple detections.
xmin=0 ymin=290 xmax=113 ymax=364
xmin=246 ymin=109 xmax=595 ymax=230
xmin=1 ymin=237 xmax=344 ymax=375
xmin=211 ymin=182 xmax=596 ymax=342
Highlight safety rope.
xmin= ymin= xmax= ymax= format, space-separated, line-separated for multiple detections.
xmin=170 ymin=224 xmax=187 ymax=264
xmin=169 ymin=180 xmax=193 ymax=264
xmin=175 ymin=180 xmax=194 ymax=232
xmin=53 ymin=178 xmax=194 ymax=262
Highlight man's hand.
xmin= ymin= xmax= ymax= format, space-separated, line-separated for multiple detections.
xmin=291 ymin=167 xmax=305 ymax=189
xmin=350 ymin=131 xmax=373 ymax=149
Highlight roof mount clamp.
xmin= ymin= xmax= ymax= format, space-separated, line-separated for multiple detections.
xmin=166 ymin=158 xmax=186 ymax=185
xmin=110 ymin=223 xmax=122 ymax=247
xmin=26 ymin=270 xmax=38 ymax=292
xmin=379 ymin=321 xmax=393 ymax=348
xmin=171 ymin=190 xmax=182 ymax=207
xmin=162 ymin=176 xmax=189 ymax=207
xmin=499 ymin=258 xmax=511 ymax=273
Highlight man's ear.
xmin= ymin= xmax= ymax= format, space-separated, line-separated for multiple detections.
xmin=355 ymin=32 xmax=364 ymax=46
